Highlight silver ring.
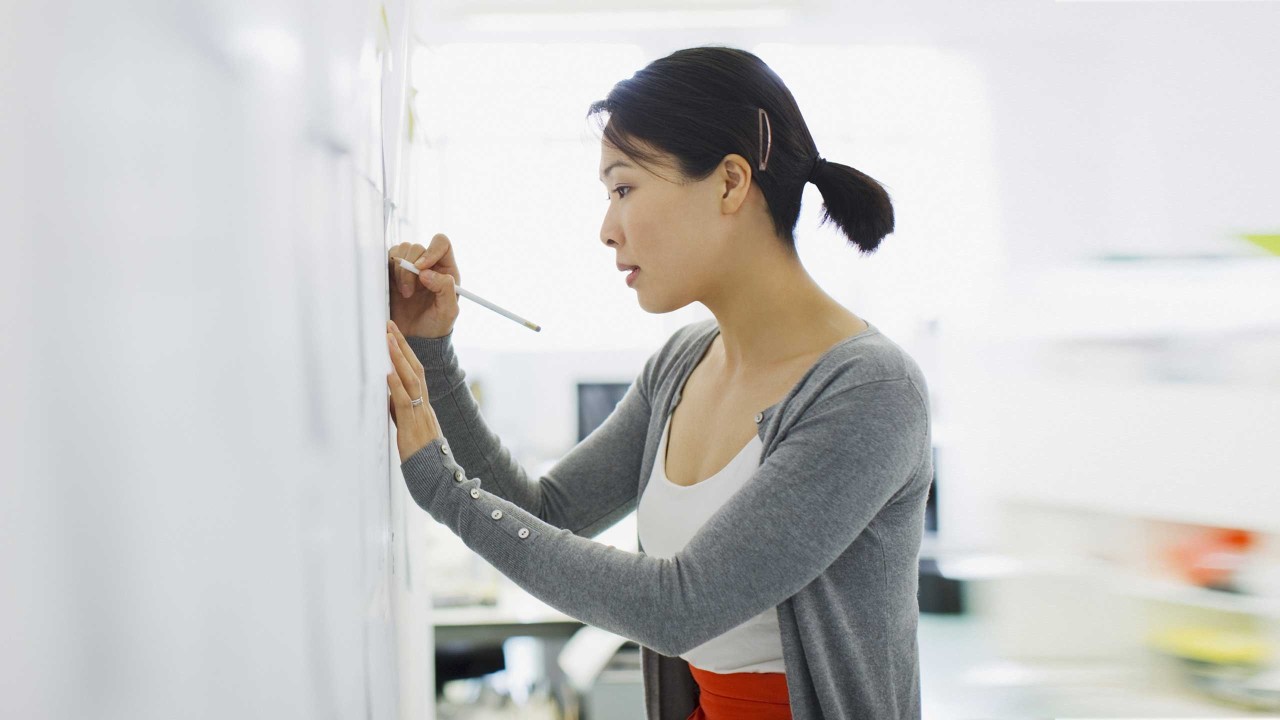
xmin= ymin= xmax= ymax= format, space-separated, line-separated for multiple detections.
xmin=410 ymin=397 xmax=424 ymax=407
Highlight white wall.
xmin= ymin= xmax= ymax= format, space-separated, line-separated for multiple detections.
xmin=0 ymin=2 xmax=435 ymax=718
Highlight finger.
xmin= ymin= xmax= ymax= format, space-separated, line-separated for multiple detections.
xmin=419 ymin=233 xmax=460 ymax=284
xmin=406 ymin=243 xmax=428 ymax=270
xmin=390 ymin=242 xmax=415 ymax=299
xmin=399 ymin=243 xmax=430 ymax=299
xmin=387 ymin=331 xmax=421 ymax=401
xmin=386 ymin=371 xmax=396 ymax=422
xmin=426 ymin=270 xmax=461 ymax=321
xmin=386 ymin=320 xmax=425 ymax=381
xmin=387 ymin=371 xmax=411 ymax=424
xmin=403 ymin=244 xmax=430 ymax=299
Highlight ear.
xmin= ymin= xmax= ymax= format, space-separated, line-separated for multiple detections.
xmin=717 ymin=153 xmax=753 ymax=214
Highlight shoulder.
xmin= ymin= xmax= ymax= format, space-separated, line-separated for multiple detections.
xmin=799 ymin=325 xmax=930 ymax=419
xmin=766 ymin=327 xmax=932 ymax=485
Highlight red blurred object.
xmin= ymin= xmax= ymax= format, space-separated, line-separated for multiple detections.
xmin=1167 ymin=527 xmax=1258 ymax=590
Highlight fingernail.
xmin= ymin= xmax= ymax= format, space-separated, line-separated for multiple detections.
xmin=401 ymin=286 xmax=411 ymax=298
xmin=425 ymin=270 xmax=436 ymax=281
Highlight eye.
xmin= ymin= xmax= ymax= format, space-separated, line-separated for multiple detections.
xmin=612 ymin=186 xmax=631 ymax=199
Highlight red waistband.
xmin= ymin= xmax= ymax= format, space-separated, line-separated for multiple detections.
xmin=686 ymin=664 xmax=791 ymax=720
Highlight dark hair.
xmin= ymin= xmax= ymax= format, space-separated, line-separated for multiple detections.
xmin=587 ymin=46 xmax=894 ymax=254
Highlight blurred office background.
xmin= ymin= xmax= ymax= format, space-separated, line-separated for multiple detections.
xmin=4 ymin=0 xmax=1279 ymax=718
xmin=413 ymin=1 xmax=1280 ymax=718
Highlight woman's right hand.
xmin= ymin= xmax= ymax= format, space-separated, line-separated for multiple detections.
xmin=388 ymin=233 xmax=461 ymax=339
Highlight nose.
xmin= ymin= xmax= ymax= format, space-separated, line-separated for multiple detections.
xmin=599 ymin=203 xmax=620 ymax=248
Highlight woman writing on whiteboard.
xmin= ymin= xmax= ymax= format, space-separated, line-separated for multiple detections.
xmin=384 ymin=46 xmax=931 ymax=720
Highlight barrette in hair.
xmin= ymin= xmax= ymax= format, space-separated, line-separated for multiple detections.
xmin=758 ymin=108 xmax=772 ymax=172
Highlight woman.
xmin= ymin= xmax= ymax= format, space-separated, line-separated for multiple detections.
xmin=385 ymin=46 xmax=931 ymax=720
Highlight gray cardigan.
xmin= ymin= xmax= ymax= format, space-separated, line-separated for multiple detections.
xmin=403 ymin=318 xmax=932 ymax=719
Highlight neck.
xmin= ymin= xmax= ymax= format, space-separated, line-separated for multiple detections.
xmin=699 ymin=245 xmax=853 ymax=378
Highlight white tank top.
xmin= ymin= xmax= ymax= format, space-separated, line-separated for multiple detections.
xmin=636 ymin=409 xmax=786 ymax=674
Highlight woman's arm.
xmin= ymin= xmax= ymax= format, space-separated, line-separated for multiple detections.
xmin=406 ymin=331 xmax=654 ymax=538
xmin=400 ymin=375 xmax=929 ymax=656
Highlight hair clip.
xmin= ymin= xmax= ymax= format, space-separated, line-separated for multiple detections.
xmin=757 ymin=108 xmax=772 ymax=172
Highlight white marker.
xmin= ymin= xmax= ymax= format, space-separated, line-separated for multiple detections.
xmin=396 ymin=257 xmax=541 ymax=332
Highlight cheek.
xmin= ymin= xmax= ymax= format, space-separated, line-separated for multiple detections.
xmin=637 ymin=192 xmax=700 ymax=237
xmin=621 ymin=199 xmax=663 ymax=245
xmin=625 ymin=191 xmax=707 ymax=268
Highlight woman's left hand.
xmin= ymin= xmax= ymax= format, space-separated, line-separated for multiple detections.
xmin=386 ymin=320 xmax=444 ymax=462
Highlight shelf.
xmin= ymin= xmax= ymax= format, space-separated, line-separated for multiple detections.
xmin=1110 ymin=574 xmax=1280 ymax=619
xmin=999 ymin=494 xmax=1280 ymax=538
xmin=929 ymin=553 xmax=1101 ymax=581
xmin=988 ymin=379 xmax=1280 ymax=534
xmin=928 ymin=550 xmax=1280 ymax=620
xmin=1000 ymin=257 xmax=1280 ymax=342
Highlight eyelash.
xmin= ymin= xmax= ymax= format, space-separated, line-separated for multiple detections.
xmin=609 ymin=186 xmax=631 ymax=200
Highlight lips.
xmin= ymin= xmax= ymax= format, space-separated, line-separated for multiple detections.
xmin=616 ymin=262 xmax=639 ymax=272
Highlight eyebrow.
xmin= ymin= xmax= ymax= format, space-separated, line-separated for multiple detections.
xmin=599 ymin=160 xmax=636 ymax=182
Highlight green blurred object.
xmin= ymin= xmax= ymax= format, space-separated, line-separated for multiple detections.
xmin=1241 ymin=234 xmax=1280 ymax=256
xmin=1149 ymin=626 xmax=1272 ymax=666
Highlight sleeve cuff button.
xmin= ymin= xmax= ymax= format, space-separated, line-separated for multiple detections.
xmin=517 ymin=528 xmax=530 ymax=539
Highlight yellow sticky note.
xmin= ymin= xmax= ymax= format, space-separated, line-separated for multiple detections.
xmin=406 ymin=87 xmax=417 ymax=143
xmin=375 ymin=4 xmax=391 ymax=55
xmin=1241 ymin=233 xmax=1280 ymax=256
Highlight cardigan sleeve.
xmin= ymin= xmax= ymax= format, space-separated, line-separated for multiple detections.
xmin=405 ymin=331 xmax=654 ymax=538
xmin=400 ymin=374 xmax=929 ymax=657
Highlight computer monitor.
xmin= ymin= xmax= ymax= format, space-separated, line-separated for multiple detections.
xmin=576 ymin=382 xmax=632 ymax=442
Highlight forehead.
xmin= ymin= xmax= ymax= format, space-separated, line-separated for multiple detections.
xmin=599 ymin=144 xmax=640 ymax=183
xmin=597 ymin=138 xmax=675 ymax=181
xmin=598 ymin=142 xmax=635 ymax=174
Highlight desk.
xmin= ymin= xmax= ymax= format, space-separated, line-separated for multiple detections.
xmin=432 ymin=583 xmax=589 ymax=713
xmin=432 ymin=584 xmax=584 ymax=645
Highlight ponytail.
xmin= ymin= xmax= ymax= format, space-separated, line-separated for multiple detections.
xmin=589 ymin=46 xmax=896 ymax=255
xmin=808 ymin=157 xmax=895 ymax=255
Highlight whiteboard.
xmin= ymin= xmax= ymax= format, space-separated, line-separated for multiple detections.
xmin=0 ymin=2 xmax=433 ymax=718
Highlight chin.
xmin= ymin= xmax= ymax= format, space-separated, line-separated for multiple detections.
xmin=637 ymin=292 xmax=691 ymax=315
